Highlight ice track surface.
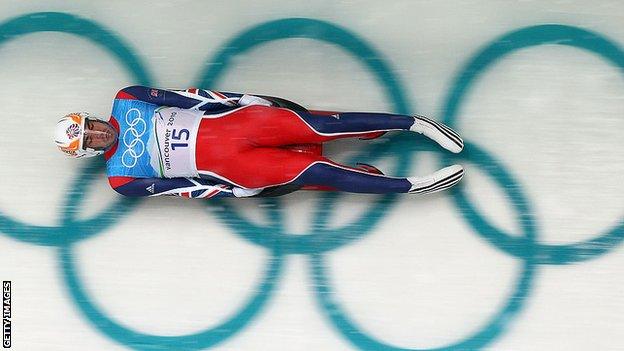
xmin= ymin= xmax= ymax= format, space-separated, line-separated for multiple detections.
xmin=0 ymin=1 xmax=623 ymax=350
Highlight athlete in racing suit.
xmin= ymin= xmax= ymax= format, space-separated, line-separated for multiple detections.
xmin=54 ymin=86 xmax=465 ymax=198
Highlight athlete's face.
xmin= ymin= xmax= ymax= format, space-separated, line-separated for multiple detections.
xmin=83 ymin=119 xmax=117 ymax=150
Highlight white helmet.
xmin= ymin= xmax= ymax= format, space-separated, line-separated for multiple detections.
xmin=54 ymin=112 xmax=105 ymax=158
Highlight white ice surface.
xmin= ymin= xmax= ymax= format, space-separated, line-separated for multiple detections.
xmin=0 ymin=1 xmax=623 ymax=350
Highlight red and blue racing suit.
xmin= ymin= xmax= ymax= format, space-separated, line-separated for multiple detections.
xmin=106 ymin=86 xmax=416 ymax=198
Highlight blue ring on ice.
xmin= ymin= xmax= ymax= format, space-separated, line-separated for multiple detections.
xmin=442 ymin=24 xmax=624 ymax=265
xmin=310 ymin=140 xmax=538 ymax=351
xmin=0 ymin=12 xmax=150 ymax=246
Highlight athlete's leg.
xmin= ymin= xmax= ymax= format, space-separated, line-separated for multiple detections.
xmin=245 ymin=108 xmax=415 ymax=145
xmin=195 ymin=106 xmax=464 ymax=193
xmin=292 ymin=161 xmax=464 ymax=194
xmin=197 ymin=146 xmax=463 ymax=194
xmin=293 ymin=161 xmax=412 ymax=193
xmin=241 ymin=106 xmax=463 ymax=153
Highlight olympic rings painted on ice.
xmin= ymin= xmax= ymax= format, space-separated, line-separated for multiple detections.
xmin=0 ymin=11 xmax=622 ymax=351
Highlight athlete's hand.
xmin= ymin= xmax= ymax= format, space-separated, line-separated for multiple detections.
xmin=238 ymin=94 xmax=273 ymax=107
xmin=232 ymin=187 xmax=264 ymax=197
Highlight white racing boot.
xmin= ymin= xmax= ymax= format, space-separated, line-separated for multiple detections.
xmin=410 ymin=115 xmax=464 ymax=153
xmin=408 ymin=164 xmax=464 ymax=194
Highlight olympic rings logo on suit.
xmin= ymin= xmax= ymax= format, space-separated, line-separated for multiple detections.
xmin=120 ymin=108 xmax=147 ymax=168
xmin=0 ymin=11 xmax=623 ymax=351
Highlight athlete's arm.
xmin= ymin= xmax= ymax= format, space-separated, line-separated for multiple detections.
xmin=108 ymin=176 xmax=240 ymax=198
xmin=115 ymin=86 xmax=272 ymax=112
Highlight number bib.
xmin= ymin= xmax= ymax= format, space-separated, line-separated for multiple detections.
xmin=151 ymin=107 xmax=202 ymax=178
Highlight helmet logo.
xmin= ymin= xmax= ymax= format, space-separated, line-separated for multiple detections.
xmin=66 ymin=123 xmax=81 ymax=139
